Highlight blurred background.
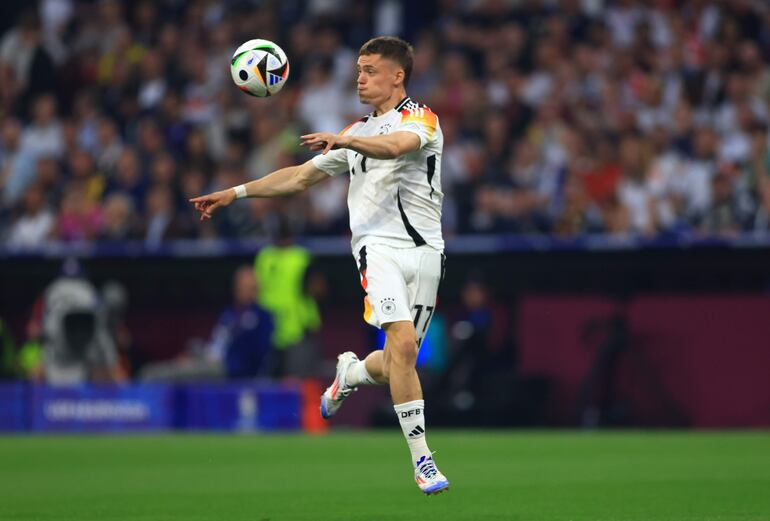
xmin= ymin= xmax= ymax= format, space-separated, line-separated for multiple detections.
xmin=1 ymin=0 xmax=769 ymax=433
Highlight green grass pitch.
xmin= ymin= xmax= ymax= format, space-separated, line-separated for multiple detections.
xmin=1 ymin=431 xmax=768 ymax=521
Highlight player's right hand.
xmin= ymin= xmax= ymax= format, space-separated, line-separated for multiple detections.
xmin=189 ymin=189 xmax=236 ymax=221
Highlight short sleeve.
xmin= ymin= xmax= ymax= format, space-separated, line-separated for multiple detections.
xmin=398 ymin=107 xmax=438 ymax=149
xmin=311 ymin=148 xmax=349 ymax=177
xmin=310 ymin=118 xmax=363 ymax=176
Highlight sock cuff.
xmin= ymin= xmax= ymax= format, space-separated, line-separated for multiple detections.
xmin=394 ymin=399 xmax=424 ymax=413
xmin=346 ymin=360 xmax=378 ymax=387
xmin=358 ymin=363 xmax=376 ymax=385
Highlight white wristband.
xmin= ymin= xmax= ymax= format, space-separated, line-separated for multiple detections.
xmin=233 ymin=184 xmax=247 ymax=199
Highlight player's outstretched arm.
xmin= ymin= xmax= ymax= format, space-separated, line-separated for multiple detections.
xmin=301 ymin=131 xmax=420 ymax=159
xmin=189 ymin=160 xmax=329 ymax=221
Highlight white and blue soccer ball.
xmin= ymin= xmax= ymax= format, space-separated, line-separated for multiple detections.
xmin=230 ymin=39 xmax=290 ymax=97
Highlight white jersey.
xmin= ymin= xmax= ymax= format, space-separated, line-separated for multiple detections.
xmin=311 ymin=96 xmax=444 ymax=254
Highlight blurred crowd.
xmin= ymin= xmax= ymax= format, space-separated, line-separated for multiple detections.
xmin=2 ymin=0 xmax=770 ymax=247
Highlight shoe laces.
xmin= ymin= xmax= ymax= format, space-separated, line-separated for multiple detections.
xmin=416 ymin=455 xmax=438 ymax=479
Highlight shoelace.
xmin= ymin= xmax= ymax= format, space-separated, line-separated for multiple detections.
xmin=417 ymin=457 xmax=438 ymax=479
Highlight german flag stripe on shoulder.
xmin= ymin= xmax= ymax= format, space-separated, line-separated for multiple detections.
xmin=400 ymin=105 xmax=437 ymax=138
xmin=400 ymin=106 xmax=437 ymax=127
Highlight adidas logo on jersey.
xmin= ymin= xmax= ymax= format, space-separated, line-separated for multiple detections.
xmin=402 ymin=107 xmax=427 ymax=118
xmin=396 ymin=97 xmax=422 ymax=112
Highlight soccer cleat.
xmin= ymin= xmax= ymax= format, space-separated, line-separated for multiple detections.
xmin=320 ymin=351 xmax=359 ymax=419
xmin=414 ymin=455 xmax=450 ymax=495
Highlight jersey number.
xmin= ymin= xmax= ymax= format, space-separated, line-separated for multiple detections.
xmin=413 ymin=304 xmax=434 ymax=333
xmin=413 ymin=304 xmax=434 ymax=347
xmin=351 ymin=153 xmax=367 ymax=175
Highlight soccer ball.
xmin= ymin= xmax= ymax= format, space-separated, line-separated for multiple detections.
xmin=230 ymin=39 xmax=290 ymax=97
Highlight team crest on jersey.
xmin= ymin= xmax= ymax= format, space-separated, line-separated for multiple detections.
xmin=380 ymin=297 xmax=396 ymax=315
xmin=378 ymin=123 xmax=392 ymax=135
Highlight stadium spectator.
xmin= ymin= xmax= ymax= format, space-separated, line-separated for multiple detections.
xmin=140 ymin=265 xmax=274 ymax=381
xmin=428 ymin=272 xmax=514 ymax=426
xmin=97 ymin=192 xmax=136 ymax=241
xmin=254 ymin=220 xmax=323 ymax=378
xmin=104 ymin=147 xmax=147 ymax=211
xmin=1 ymin=117 xmax=37 ymax=208
xmin=20 ymin=94 xmax=64 ymax=159
xmin=6 ymin=183 xmax=55 ymax=248
xmin=139 ymin=184 xmax=185 ymax=247
xmin=56 ymin=183 xmax=102 ymax=242
xmin=616 ymin=134 xmax=660 ymax=235
xmin=699 ymin=165 xmax=753 ymax=235
xmin=296 ymin=55 xmax=350 ymax=135
xmin=0 ymin=10 xmax=57 ymax=115
xmin=441 ymin=275 xmax=495 ymax=401
xmin=94 ymin=116 xmax=124 ymax=172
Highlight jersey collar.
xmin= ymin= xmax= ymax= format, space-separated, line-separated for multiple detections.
xmin=371 ymin=96 xmax=411 ymax=119
xmin=394 ymin=96 xmax=412 ymax=112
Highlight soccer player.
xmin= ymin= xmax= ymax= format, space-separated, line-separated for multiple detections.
xmin=190 ymin=36 xmax=448 ymax=495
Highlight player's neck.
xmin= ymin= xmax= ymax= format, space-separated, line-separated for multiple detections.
xmin=373 ymin=89 xmax=408 ymax=116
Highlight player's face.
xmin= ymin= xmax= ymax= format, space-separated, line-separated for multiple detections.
xmin=356 ymin=54 xmax=403 ymax=106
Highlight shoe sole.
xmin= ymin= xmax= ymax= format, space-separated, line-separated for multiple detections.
xmin=423 ymin=481 xmax=450 ymax=496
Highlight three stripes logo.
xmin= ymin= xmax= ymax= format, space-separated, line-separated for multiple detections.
xmin=268 ymin=73 xmax=281 ymax=86
xmin=408 ymin=425 xmax=425 ymax=438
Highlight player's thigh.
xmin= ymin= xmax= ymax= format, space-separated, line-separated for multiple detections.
xmin=407 ymin=249 xmax=444 ymax=347
xmin=356 ymin=244 xmax=412 ymax=329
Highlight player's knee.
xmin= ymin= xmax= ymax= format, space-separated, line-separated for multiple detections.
xmin=384 ymin=321 xmax=418 ymax=370
xmin=389 ymin=334 xmax=418 ymax=368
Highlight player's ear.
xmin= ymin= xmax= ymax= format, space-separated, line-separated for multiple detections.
xmin=393 ymin=68 xmax=405 ymax=87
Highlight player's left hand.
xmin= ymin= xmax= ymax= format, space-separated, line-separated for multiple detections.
xmin=189 ymin=189 xmax=236 ymax=221
xmin=300 ymin=132 xmax=350 ymax=154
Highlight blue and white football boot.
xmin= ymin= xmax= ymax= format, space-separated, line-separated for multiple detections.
xmin=320 ymin=351 xmax=359 ymax=419
xmin=414 ymin=454 xmax=450 ymax=495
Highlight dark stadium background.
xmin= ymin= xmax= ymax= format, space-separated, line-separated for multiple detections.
xmin=1 ymin=0 xmax=769 ymax=432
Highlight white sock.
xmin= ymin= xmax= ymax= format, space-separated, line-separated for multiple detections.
xmin=394 ymin=399 xmax=431 ymax=467
xmin=345 ymin=360 xmax=377 ymax=386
